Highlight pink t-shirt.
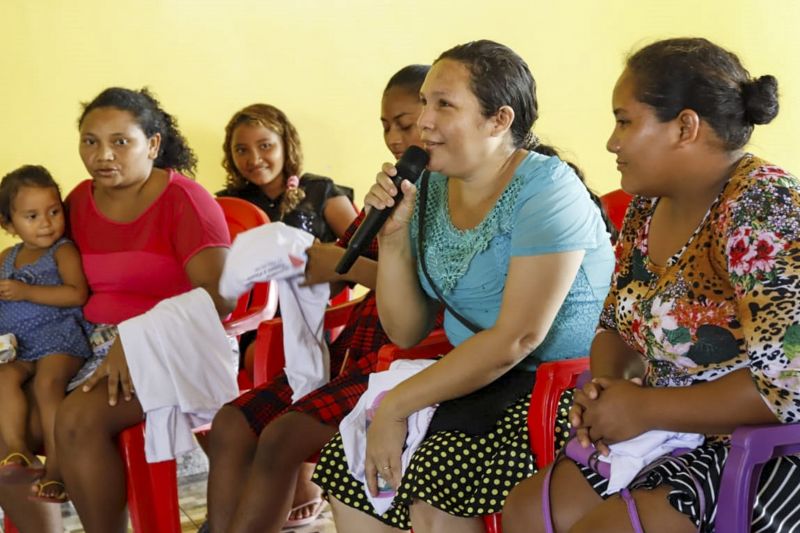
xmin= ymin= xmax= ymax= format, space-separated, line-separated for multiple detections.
xmin=67 ymin=170 xmax=230 ymax=325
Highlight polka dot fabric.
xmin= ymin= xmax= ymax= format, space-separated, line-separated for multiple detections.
xmin=313 ymin=395 xmax=535 ymax=528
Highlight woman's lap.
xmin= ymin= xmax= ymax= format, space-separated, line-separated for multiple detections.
xmin=573 ymin=440 xmax=800 ymax=532
xmin=229 ymin=358 xmax=373 ymax=436
xmin=313 ymin=394 xmax=535 ymax=530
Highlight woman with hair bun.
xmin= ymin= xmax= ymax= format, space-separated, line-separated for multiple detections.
xmin=504 ymin=38 xmax=800 ymax=533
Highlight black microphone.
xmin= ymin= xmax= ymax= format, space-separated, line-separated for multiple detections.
xmin=336 ymin=146 xmax=429 ymax=274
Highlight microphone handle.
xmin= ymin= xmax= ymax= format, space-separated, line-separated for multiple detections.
xmin=335 ymin=187 xmax=406 ymax=274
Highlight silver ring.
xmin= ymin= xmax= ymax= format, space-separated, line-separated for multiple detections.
xmin=381 ymin=465 xmax=392 ymax=470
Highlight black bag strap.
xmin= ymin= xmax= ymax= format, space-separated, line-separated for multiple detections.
xmin=417 ymin=171 xmax=482 ymax=334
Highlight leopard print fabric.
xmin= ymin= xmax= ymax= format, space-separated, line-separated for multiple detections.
xmin=599 ymin=154 xmax=800 ymax=424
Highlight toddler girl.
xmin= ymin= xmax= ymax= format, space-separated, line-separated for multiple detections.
xmin=0 ymin=164 xmax=91 ymax=503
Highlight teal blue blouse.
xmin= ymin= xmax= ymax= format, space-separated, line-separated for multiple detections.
xmin=410 ymin=151 xmax=614 ymax=370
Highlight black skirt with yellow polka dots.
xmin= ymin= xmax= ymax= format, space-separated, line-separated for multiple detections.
xmin=313 ymin=393 xmax=541 ymax=529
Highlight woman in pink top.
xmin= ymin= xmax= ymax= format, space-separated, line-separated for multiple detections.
xmin=0 ymin=87 xmax=234 ymax=533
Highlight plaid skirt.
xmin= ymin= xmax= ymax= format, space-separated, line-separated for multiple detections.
xmin=229 ymin=292 xmax=389 ymax=434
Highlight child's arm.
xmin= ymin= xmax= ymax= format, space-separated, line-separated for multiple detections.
xmin=0 ymin=242 xmax=88 ymax=307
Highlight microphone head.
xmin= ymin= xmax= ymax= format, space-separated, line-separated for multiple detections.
xmin=395 ymin=146 xmax=430 ymax=180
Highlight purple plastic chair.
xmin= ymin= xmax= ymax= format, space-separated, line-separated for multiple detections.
xmin=716 ymin=422 xmax=800 ymax=532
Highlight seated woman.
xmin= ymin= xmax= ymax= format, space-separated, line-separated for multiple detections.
xmin=313 ymin=39 xmax=614 ymax=533
xmin=47 ymin=87 xmax=234 ymax=533
xmin=205 ymin=65 xmax=432 ymax=533
xmin=502 ymin=38 xmax=800 ymax=533
xmin=216 ymin=102 xmax=358 ymax=384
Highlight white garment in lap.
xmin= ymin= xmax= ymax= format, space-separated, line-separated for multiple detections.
xmin=120 ymin=288 xmax=239 ymax=462
xmin=598 ymin=430 xmax=705 ymax=494
xmin=340 ymin=359 xmax=438 ymax=515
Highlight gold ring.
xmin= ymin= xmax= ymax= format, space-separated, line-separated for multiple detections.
xmin=381 ymin=465 xmax=392 ymax=470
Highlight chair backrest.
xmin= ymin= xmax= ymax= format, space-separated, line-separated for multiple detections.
xmin=217 ymin=196 xmax=270 ymax=239
xmin=216 ymin=197 xmax=278 ymax=330
xmin=599 ymin=189 xmax=633 ymax=232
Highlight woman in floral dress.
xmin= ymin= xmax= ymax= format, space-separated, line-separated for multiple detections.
xmin=503 ymin=37 xmax=800 ymax=533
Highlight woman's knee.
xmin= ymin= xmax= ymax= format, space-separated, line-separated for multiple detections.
xmin=208 ymin=405 xmax=256 ymax=455
xmin=503 ymin=476 xmax=545 ymax=533
xmin=55 ymin=384 xmax=126 ymax=448
xmin=255 ymin=413 xmax=320 ymax=465
xmin=54 ymin=396 xmax=89 ymax=448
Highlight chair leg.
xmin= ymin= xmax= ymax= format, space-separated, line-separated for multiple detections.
xmin=3 ymin=516 xmax=20 ymax=533
xmin=118 ymin=423 xmax=182 ymax=533
xmin=482 ymin=512 xmax=502 ymax=532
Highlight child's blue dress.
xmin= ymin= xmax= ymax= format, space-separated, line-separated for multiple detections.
xmin=0 ymin=238 xmax=91 ymax=362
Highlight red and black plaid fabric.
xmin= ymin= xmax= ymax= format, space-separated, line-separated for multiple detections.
xmin=336 ymin=209 xmax=379 ymax=261
xmin=230 ymin=291 xmax=389 ymax=434
xmin=231 ymin=353 xmax=375 ymax=434
xmin=230 ymin=212 xmax=389 ymax=434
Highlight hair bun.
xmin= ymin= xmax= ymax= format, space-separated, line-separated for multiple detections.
xmin=742 ymin=75 xmax=779 ymax=125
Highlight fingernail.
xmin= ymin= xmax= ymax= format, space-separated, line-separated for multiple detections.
xmin=82 ymin=386 xmax=89 ymax=392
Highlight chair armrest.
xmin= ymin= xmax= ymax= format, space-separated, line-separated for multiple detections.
xmin=324 ymin=295 xmax=364 ymax=330
xmin=252 ymin=317 xmax=285 ymax=386
xmin=729 ymin=422 xmax=800 ymax=455
xmin=528 ymin=358 xmax=590 ymax=469
xmin=376 ymin=329 xmax=452 ymax=371
xmin=223 ymin=283 xmax=278 ymax=338
xmin=717 ymin=422 xmax=800 ymax=533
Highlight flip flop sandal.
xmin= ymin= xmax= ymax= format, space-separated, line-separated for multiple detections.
xmin=283 ymin=497 xmax=325 ymax=529
xmin=29 ymin=480 xmax=69 ymax=504
xmin=0 ymin=452 xmax=44 ymax=484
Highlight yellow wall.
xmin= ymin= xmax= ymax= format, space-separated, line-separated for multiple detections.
xmin=1 ymin=0 xmax=799 ymax=250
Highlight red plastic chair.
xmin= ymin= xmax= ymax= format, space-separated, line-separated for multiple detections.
xmin=599 ymin=189 xmax=633 ymax=232
xmin=375 ymin=329 xmax=452 ymax=371
xmin=216 ymin=197 xmax=278 ymax=342
xmin=376 ymin=334 xmax=587 ymax=533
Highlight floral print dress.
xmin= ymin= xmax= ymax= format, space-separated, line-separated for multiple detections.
xmin=581 ymin=154 xmax=800 ymax=531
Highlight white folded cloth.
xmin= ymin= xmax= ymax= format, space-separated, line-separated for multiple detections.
xmin=120 ymin=288 xmax=239 ymax=462
xmin=219 ymin=222 xmax=330 ymax=401
xmin=598 ymin=430 xmax=705 ymax=494
xmin=340 ymin=359 xmax=438 ymax=515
